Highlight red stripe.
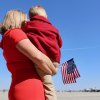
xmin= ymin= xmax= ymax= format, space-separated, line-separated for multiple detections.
xmin=74 ymin=67 xmax=80 ymax=78
xmin=61 ymin=62 xmax=67 ymax=84
xmin=61 ymin=62 xmax=77 ymax=84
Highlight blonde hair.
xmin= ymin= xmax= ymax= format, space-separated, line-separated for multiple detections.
xmin=29 ymin=5 xmax=47 ymax=19
xmin=1 ymin=10 xmax=27 ymax=35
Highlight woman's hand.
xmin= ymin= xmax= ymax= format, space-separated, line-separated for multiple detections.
xmin=16 ymin=39 xmax=56 ymax=75
xmin=37 ymin=53 xmax=57 ymax=75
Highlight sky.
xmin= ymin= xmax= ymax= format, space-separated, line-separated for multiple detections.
xmin=0 ymin=0 xmax=100 ymax=91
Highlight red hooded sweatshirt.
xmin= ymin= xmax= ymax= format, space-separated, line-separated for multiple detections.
xmin=23 ymin=15 xmax=62 ymax=63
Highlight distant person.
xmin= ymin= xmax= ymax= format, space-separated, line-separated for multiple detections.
xmin=22 ymin=5 xmax=62 ymax=100
xmin=0 ymin=9 xmax=56 ymax=100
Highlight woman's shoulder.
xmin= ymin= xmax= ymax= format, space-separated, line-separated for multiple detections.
xmin=9 ymin=28 xmax=27 ymax=36
xmin=3 ymin=28 xmax=24 ymax=36
xmin=10 ymin=28 xmax=27 ymax=43
xmin=3 ymin=28 xmax=28 ymax=45
xmin=10 ymin=28 xmax=24 ymax=33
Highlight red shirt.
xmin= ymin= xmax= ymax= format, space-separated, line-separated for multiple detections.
xmin=1 ymin=29 xmax=45 ymax=100
xmin=23 ymin=15 xmax=62 ymax=63
xmin=1 ymin=29 xmax=37 ymax=75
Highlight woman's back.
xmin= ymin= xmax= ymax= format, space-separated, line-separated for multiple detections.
xmin=1 ymin=28 xmax=45 ymax=100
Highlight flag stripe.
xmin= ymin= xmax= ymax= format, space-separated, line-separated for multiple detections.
xmin=74 ymin=67 xmax=80 ymax=78
xmin=61 ymin=63 xmax=67 ymax=84
xmin=61 ymin=58 xmax=80 ymax=84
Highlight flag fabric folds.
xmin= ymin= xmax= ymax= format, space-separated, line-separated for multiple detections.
xmin=61 ymin=58 xmax=80 ymax=84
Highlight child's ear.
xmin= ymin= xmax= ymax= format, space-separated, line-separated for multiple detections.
xmin=21 ymin=20 xmax=26 ymax=28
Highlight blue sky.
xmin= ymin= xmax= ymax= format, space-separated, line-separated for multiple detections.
xmin=0 ymin=0 xmax=100 ymax=91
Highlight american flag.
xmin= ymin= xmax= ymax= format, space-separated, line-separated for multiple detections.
xmin=61 ymin=58 xmax=80 ymax=84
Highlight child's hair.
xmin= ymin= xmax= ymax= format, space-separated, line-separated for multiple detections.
xmin=29 ymin=5 xmax=47 ymax=19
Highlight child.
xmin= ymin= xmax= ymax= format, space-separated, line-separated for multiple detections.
xmin=22 ymin=5 xmax=62 ymax=100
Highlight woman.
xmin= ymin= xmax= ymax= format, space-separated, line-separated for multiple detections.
xmin=0 ymin=10 xmax=56 ymax=100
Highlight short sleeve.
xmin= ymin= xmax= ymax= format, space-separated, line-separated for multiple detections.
xmin=9 ymin=28 xmax=28 ymax=45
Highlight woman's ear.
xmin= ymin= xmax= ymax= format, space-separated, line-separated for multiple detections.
xmin=0 ymin=23 xmax=4 ymax=35
xmin=0 ymin=23 xmax=2 ymax=31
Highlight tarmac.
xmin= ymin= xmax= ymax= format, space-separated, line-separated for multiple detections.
xmin=0 ymin=91 xmax=100 ymax=100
